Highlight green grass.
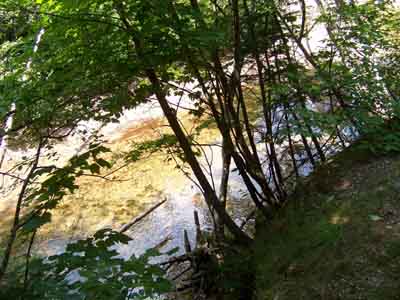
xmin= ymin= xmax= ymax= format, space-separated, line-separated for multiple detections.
xmin=255 ymin=145 xmax=400 ymax=300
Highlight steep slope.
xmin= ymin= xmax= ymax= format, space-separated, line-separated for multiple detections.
xmin=255 ymin=145 xmax=400 ymax=299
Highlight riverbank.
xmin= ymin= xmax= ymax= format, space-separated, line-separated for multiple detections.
xmin=254 ymin=144 xmax=400 ymax=299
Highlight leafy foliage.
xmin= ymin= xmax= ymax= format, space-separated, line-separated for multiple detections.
xmin=126 ymin=134 xmax=179 ymax=163
xmin=4 ymin=229 xmax=171 ymax=300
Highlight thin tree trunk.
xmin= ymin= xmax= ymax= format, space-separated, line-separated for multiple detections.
xmin=285 ymin=109 xmax=299 ymax=178
xmin=292 ymin=111 xmax=316 ymax=167
xmin=243 ymin=0 xmax=286 ymax=200
xmin=192 ymin=66 xmax=274 ymax=215
xmin=22 ymin=230 xmax=37 ymax=299
xmin=190 ymin=0 xmax=278 ymax=207
xmin=216 ymin=139 xmax=231 ymax=242
xmin=0 ymin=140 xmax=43 ymax=282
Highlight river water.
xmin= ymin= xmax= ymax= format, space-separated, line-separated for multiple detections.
xmin=22 ymin=87 xmax=256 ymax=261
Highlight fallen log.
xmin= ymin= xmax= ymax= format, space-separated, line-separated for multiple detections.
xmin=160 ymin=254 xmax=190 ymax=266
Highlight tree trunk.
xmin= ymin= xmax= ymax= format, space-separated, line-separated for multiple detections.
xmin=145 ymin=69 xmax=252 ymax=244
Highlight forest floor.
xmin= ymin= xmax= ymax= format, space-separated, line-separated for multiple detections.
xmin=254 ymin=144 xmax=400 ymax=299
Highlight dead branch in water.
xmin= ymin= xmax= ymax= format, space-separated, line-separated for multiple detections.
xmin=119 ymin=198 xmax=167 ymax=233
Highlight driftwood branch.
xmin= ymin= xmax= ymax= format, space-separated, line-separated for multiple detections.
xmin=119 ymin=198 xmax=167 ymax=233
xmin=159 ymin=254 xmax=191 ymax=267
xmin=172 ymin=265 xmax=192 ymax=281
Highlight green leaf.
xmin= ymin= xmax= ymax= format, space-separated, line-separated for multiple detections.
xmin=22 ymin=212 xmax=52 ymax=232
xmin=96 ymin=158 xmax=112 ymax=168
xmin=89 ymin=163 xmax=100 ymax=174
